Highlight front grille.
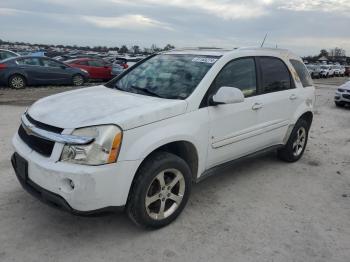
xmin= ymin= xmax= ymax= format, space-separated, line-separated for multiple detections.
xmin=18 ymin=115 xmax=63 ymax=157
xmin=343 ymin=94 xmax=350 ymax=100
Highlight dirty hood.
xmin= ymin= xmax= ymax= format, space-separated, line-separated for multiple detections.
xmin=28 ymin=85 xmax=188 ymax=130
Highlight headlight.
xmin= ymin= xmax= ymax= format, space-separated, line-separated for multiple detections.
xmin=60 ymin=125 xmax=122 ymax=165
xmin=81 ymin=69 xmax=89 ymax=74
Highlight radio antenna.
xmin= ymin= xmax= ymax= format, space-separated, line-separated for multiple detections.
xmin=261 ymin=33 xmax=268 ymax=47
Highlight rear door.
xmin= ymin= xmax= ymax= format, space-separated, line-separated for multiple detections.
xmin=253 ymin=56 xmax=301 ymax=146
xmin=16 ymin=57 xmax=43 ymax=83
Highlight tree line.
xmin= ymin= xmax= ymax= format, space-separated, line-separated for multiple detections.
xmin=303 ymin=47 xmax=348 ymax=63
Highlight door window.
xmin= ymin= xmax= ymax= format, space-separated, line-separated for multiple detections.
xmin=0 ymin=51 xmax=17 ymax=60
xmin=88 ymin=60 xmax=104 ymax=67
xmin=78 ymin=61 xmax=89 ymax=66
xmin=259 ymin=57 xmax=292 ymax=93
xmin=42 ymin=59 xmax=62 ymax=68
xmin=213 ymin=58 xmax=257 ymax=97
xmin=16 ymin=58 xmax=41 ymax=66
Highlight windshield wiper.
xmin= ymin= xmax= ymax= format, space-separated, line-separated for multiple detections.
xmin=129 ymin=85 xmax=164 ymax=98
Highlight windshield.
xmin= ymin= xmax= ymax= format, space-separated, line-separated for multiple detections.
xmin=106 ymin=54 xmax=220 ymax=99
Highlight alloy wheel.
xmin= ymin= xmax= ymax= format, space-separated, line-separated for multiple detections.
xmin=73 ymin=75 xmax=84 ymax=86
xmin=292 ymin=127 xmax=306 ymax=157
xmin=145 ymin=168 xmax=185 ymax=220
xmin=11 ymin=76 xmax=25 ymax=89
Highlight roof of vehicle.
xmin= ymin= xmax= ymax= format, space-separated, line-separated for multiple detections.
xmin=164 ymin=47 xmax=300 ymax=59
xmin=0 ymin=49 xmax=19 ymax=54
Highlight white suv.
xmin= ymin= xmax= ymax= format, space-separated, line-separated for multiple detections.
xmin=11 ymin=48 xmax=315 ymax=228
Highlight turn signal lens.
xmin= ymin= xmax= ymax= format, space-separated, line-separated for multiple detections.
xmin=108 ymin=132 xmax=122 ymax=163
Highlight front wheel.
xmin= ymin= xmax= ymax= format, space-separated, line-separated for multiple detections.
xmin=278 ymin=119 xmax=309 ymax=162
xmin=127 ymin=151 xmax=192 ymax=229
xmin=72 ymin=74 xmax=84 ymax=86
xmin=335 ymin=101 xmax=345 ymax=107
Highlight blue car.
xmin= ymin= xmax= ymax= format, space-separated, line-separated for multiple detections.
xmin=0 ymin=56 xmax=89 ymax=89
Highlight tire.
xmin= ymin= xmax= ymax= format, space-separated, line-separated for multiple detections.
xmin=127 ymin=151 xmax=192 ymax=229
xmin=8 ymin=74 xmax=26 ymax=89
xmin=72 ymin=74 xmax=84 ymax=86
xmin=277 ymin=119 xmax=310 ymax=162
xmin=335 ymin=101 xmax=345 ymax=107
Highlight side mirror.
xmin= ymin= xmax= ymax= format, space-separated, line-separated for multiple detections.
xmin=210 ymin=86 xmax=245 ymax=106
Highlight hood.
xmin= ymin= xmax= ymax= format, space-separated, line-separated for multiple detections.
xmin=339 ymin=81 xmax=350 ymax=90
xmin=28 ymin=86 xmax=188 ymax=130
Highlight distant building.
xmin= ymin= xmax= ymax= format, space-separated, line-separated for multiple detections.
xmin=318 ymin=56 xmax=328 ymax=62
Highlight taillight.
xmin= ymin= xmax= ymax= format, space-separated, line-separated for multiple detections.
xmin=0 ymin=64 xmax=6 ymax=70
xmin=123 ymin=64 xmax=129 ymax=69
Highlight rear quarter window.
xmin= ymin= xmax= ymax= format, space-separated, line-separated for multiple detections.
xmin=290 ymin=59 xmax=313 ymax=87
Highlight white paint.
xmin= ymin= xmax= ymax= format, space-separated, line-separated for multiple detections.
xmin=212 ymin=86 xmax=245 ymax=104
xmin=13 ymin=47 xmax=315 ymax=211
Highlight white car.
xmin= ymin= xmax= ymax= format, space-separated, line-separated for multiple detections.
xmin=335 ymin=81 xmax=350 ymax=107
xmin=320 ymin=65 xmax=334 ymax=78
xmin=333 ymin=65 xmax=342 ymax=76
xmin=339 ymin=66 xmax=346 ymax=77
xmin=332 ymin=65 xmax=346 ymax=77
xmin=11 ymin=47 xmax=315 ymax=228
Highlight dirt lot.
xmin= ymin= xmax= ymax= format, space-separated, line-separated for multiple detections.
xmin=0 ymin=78 xmax=349 ymax=262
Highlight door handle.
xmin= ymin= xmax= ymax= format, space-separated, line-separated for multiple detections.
xmin=289 ymin=94 xmax=297 ymax=100
xmin=252 ymin=103 xmax=263 ymax=110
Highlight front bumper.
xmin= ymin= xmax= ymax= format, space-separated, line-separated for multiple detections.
xmin=12 ymin=133 xmax=142 ymax=213
xmin=335 ymin=91 xmax=350 ymax=103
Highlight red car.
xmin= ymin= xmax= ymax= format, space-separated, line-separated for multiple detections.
xmin=66 ymin=58 xmax=113 ymax=80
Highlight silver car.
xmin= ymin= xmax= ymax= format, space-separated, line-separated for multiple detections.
xmin=335 ymin=81 xmax=350 ymax=107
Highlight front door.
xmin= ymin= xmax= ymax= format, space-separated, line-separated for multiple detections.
xmin=40 ymin=58 xmax=72 ymax=84
xmin=206 ymin=57 xmax=267 ymax=169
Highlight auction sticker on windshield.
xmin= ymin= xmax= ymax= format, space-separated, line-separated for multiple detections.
xmin=192 ymin=57 xmax=218 ymax=64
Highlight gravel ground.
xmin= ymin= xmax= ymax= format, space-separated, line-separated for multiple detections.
xmin=0 ymin=83 xmax=97 ymax=106
xmin=0 ymin=78 xmax=349 ymax=262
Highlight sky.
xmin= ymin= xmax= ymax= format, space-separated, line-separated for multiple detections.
xmin=0 ymin=0 xmax=349 ymax=56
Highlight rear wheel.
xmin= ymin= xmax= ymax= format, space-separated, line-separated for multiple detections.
xmin=278 ymin=119 xmax=309 ymax=162
xmin=9 ymin=75 xmax=26 ymax=89
xmin=72 ymin=74 xmax=84 ymax=86
xmin=127 ymin=151 xmax=192 ymax=229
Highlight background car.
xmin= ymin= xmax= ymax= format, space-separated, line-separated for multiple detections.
xmin=333 ymin=65 xmax=342 ymax=76
xmin=0 ymin=56 xmax=89 ymax=89
xmin=306 ymin=64 xmax=321 ymax=79
xmin=114 ymin=57 xmax=129 ymax=69
xmin=0 ymin=49 xmax=19 ymax=61
xmin=335 ymin=81 xmax=350 ymax=107
xmin=320 ymin=65 xmax=334 ymax=78
xmin=111 ymin=63 xmax=124 ymax=76
xmin=66 ymin=58 xmax=112 ymax=81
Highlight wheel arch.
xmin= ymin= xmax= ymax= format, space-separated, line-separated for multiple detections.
xmin=125 ymin=140 xmax=200 ymax=206
xmin=135 ymin=140 xmax=199 ymax=183
xmin=7 ymin=72 xmax=28 ymax=86
xmin=298 ymin=111 xmax=313 ymax=128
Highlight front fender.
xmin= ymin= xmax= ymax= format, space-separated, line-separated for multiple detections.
xmin=118 ymin=109 xmax=209 ymax=178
